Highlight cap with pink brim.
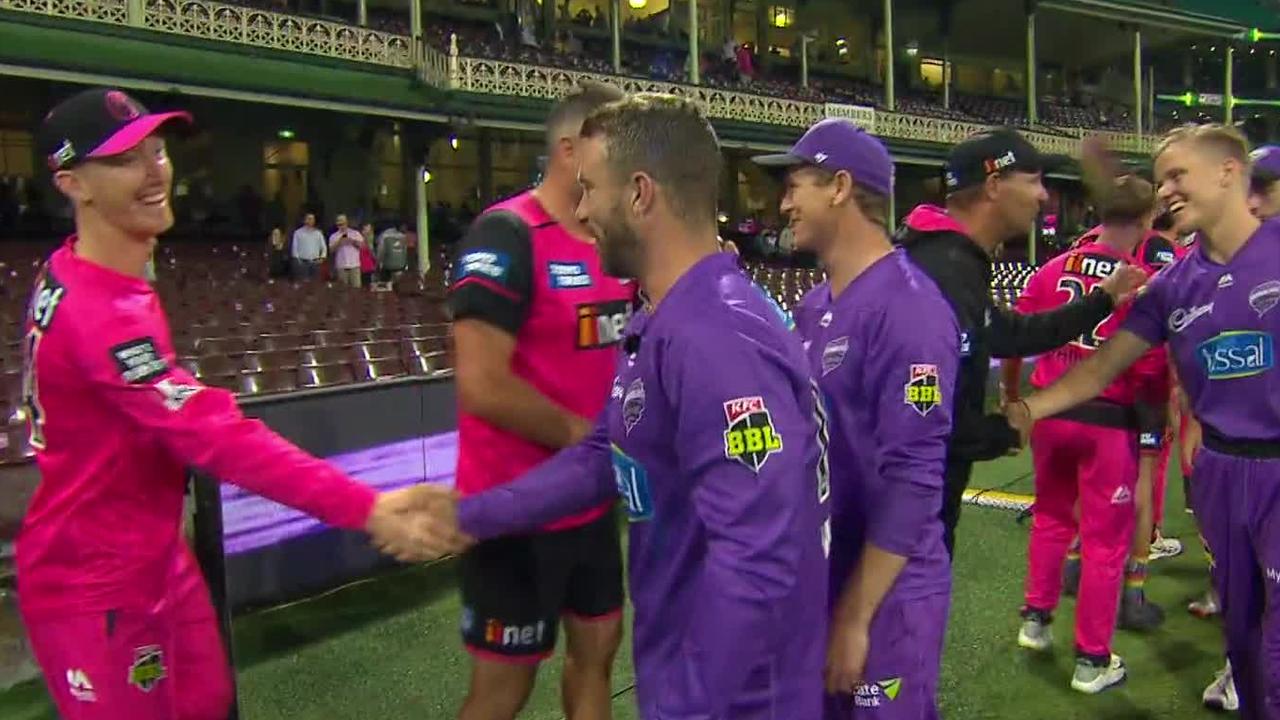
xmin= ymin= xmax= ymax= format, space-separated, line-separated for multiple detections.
xmin=38 ymin=88 xmax=192 ymax=171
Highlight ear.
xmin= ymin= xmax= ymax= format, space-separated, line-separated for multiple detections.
xmin=983 ymin=172 xmax=1002 ymax=202
xmin=53 ymin=169 xmax=89 ymax=205
xmin=630 ymin=171 xmax=657 ymax=217
xmin=556 ymin=136 xmax=576 ymax=163
xmin=831 ymin=170 xmax=855 ymax=207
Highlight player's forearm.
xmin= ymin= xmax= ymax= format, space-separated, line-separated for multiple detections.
xmin=989 ymin=293 xmax=1112 ymax=359
xmin=175 ymin=393 xmax=377 ymax=530
xmin=833 ymin=544 xmax=908 ymax=630
xmin=458 ymin=367 xmax=589 ymax=449
xmin=457 ymin=432 xmax=615 ymax=540
xmin=1001 ymin=359 xmax=1024 ymax=403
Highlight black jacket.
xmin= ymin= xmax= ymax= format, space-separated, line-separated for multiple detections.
xmin=895 ymin=206 xmax=1115 ymax=465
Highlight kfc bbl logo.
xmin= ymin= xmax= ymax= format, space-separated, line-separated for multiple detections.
xmin=903 ymin=364 xmax=942 ymax=417
xmin=722 ymin=396 xmax=783 ymax=472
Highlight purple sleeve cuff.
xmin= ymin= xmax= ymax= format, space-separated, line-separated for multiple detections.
xmin=456 ymin=427 xmax=616 ymax=540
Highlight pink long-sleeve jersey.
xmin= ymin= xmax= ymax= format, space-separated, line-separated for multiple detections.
xmin=16 ymin=238 xmax=377 ymax=619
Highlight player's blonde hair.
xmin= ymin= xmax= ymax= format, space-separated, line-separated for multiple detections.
xmin=1154 ymin=123 xmax=1251 ymax=165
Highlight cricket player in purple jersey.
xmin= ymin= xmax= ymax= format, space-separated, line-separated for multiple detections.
xmin=755 ymin=119 xmax=957 ymax=720
xmin=416 ymin=94 xmax=832 ymax=720
xmin=1007 ymin=124 xmax=1280 ymax=720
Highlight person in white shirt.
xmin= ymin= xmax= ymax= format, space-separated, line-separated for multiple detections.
xmin=328 ymin=213 xmax=365 ymax=288
xmin=290 ymin=212 xmax=326 ymax=281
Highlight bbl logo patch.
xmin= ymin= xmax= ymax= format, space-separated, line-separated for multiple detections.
xmin=722 ymin=396 xmax=783 ymax=472
xmin=903 ymin=364 xmax=942 ymax=417
xmin=127 ymin=645 xmax=166 ymax=693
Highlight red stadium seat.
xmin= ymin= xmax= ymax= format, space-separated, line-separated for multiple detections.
xmin=195 ymin=336 xmax=251 ymax=357
xmin=297 ymin=363 xmax=356 ymax=389
xmin=353 ymin=357 xmax=407 ymax=382
xmin=238 ymin=370 xmax=298 ymax=395
xmin=351 ymin=341 xmax=400 ymax=362
xmin=298 ymin=346 xmax=347 ymax=367
xmin=241 ymin=350 xmax=301 ymax=373
xmin=193 ymin=356 xmax=237 ymax=379
xmin=404 ymin=351 xmax=450 ymax=376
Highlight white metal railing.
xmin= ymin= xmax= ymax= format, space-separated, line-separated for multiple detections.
xmin=2 ymin=0 xmax=1164 ymax=157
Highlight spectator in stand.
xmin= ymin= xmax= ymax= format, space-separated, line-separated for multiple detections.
xmin=267 ymin=226 xmax=290 ymax=279
xmin=359 ymin=222 xmax=377 ymax=287
xmin=329 ymin=214 xmax=365 ymax=288
xmin=290 ymin=212 xmax=326 ymax=281
xmin=377 ymin=222 xmax=410 ymax=282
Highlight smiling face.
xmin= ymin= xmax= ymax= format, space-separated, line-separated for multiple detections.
xmin=1155 ymin=140 xmax=1235 ymax=235
xmin=55 ymin=135 xmax=175 ymax=240
xmin=575 ymin=134 xmax=644 ymax=278
xmin=779 ymin=166 xmax=840 ymax=253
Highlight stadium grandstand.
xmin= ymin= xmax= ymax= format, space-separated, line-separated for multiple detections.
xmin=0 ymin=0 xmax=1277 ymax=717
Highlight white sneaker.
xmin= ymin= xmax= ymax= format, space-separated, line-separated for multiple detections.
xmin=1203 ymin=661 xmax=1239 ymax=711
xmin=1071 ymin=654 xmax=1127 ymax=694
xmin=1017 ymin=615 xmax=1053 ymax=652
xmin=1149 ymin=533 xmax=1184 ymax=561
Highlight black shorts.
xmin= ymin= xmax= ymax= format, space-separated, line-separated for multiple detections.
xmin=459 ymin=508 xmax=624 ymax=662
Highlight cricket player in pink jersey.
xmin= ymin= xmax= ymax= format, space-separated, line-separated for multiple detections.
xmin=18 ymin=87 xmax=446 ymax=720
xmin=1004 ymin=175 xmax=1159 ymax=693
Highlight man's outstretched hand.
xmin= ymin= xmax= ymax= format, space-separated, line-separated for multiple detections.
xmin=365 ymin=484 xmax=474 ymax=563
xmin=1097 ymin=263 xmax=1148 ymax=306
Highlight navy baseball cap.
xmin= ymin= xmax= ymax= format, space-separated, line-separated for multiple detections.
xmin=752 ymin=118 xmax=894 ymax=197
xmin=944 ymin=127 xmax=1069 ymax=194
xmin=1252 ymin=145 xmax=1280 ymax=185
xmin=38 ymin=88 xmax=191 ymax=172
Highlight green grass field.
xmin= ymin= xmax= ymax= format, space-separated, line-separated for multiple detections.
xmin=0 ymin=451 xmax=1229 ymax=719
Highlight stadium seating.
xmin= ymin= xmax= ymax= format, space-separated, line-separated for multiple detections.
xmin=0 ymin=239 xmax=458 ymax=465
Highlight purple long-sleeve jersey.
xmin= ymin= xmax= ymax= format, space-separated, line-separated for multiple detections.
xmin=794 ymin=249 xmax=957 ymax=605
xmin=459 ymin=252 xmax=831 ymax=719
xmin=1122 ymin=218 xmax=1280 ymax=440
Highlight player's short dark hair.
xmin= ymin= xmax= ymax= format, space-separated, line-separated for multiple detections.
xmin=580 ymin=93 xmax=722 ymax=226
xmin=545 ymin=80 xmax=626 ymax=152
xmin=1098 ymin=174 xmax=1155 ymax=225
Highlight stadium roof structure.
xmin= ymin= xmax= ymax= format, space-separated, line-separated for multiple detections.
xmin=1050 ymin=0 xmax=1279 ymax=34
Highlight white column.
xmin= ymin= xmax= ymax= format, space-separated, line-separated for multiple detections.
xmin=612 ymin=0 xmax=622 ymax=73
xmin=410 ymin=0 xmax=423 ymax=75
xmin=689 ymin=0 xmax=700 ymax=84
xmin=128 ymin=0 xmax=144 ymax=26
xmin=416 ymin=165 xmax=431 ymax=275
xmin=358 ymin=0 xmax=367 ymax=26
xmin=883 ymin=0 xmax=894 ymax=111
xmin=801 ymin=35 xmax=810 ymax=88
xmin=1027 ymin=11 xmax=1037 ymax=123
xmin=1133 ymin=28 xmax=1142 ymax=137
xmin=1225 ymin=45 xmax=1234 ymax=125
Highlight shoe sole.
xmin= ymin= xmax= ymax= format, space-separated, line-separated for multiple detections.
xmin=1071 ymin=672 xmax=1127 ymax=694
xmin=1203 ymin=698 xmax=1239 ymax=712
xmin=1017 ymin=635 xmax=1051 ymax=652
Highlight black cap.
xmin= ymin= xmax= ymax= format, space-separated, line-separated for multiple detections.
xmin=37 ymin=88 xmax=191 ymax=172
xmin=944 ymin=127 xmax=1069 ymax=194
